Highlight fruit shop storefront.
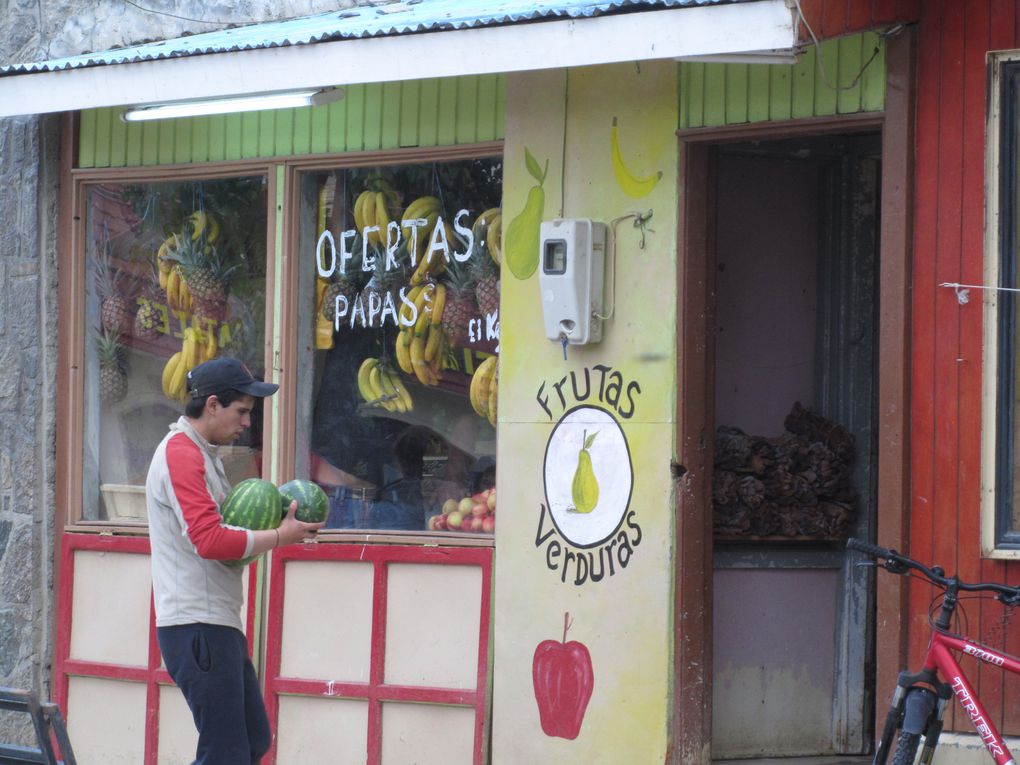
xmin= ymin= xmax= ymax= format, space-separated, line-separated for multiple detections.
xmin=0 ymin=2 xmax=806 ymax=763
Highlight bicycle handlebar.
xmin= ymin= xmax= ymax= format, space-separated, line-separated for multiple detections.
xmin=846 ymin=537 xmax=1020 ymax=605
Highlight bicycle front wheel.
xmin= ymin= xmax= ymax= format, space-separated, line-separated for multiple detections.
xmin=890 ymin=730 xmax=921 ymax=765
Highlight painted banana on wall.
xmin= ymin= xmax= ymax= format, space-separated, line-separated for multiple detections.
xmin=610 ymin=116 xmax=662 ymax=199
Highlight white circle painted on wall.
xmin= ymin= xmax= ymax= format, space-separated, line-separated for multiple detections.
xmin=542 ymin=405 xmax=634 ymax=548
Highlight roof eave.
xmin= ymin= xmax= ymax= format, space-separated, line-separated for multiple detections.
xmin=0 ymin=1 xmax=796 ymax=119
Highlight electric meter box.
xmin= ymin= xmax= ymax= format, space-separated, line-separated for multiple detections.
xmin=538 ymin=218 xmax=607 ymax=345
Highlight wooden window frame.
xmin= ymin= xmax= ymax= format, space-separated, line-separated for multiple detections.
xmin=983 ymin=53 xmax=1020 ymax=556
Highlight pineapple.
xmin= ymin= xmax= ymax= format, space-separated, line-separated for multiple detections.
xmin=472 ymin=248 xmax=500 ymax=317
xmin=97 ymin=330 xmax=128 ymax=404
xmin=439 ymin=257 xmax=477 ymax=348
xmin=169 ymin=234 xmax=237 ymax=323
xmin=133 ymin=263 xmax=165 ymax=340
xmin=94 ymin=252 xmax=133 ymax=336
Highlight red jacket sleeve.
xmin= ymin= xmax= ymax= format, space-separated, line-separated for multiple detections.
xmin=166 ymin=434 xmax=249 ymax=561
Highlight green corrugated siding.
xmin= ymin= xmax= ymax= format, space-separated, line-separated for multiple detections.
xmin=679 ymin=32 xmax=885 ymax=129
xmin=78 ymin=74 xmax=506 ymax=168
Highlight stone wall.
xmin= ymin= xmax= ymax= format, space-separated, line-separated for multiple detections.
xmin=0 ymin=0 xmax=357 ymax=747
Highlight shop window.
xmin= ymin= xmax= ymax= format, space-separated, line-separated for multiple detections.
xmin=293 ymin=158 xmax=502 ymax=536
xmin=988 ymin=57 xmax=1020 ymax=550
xmin=81 ymin=177 xmax=269 ymax=523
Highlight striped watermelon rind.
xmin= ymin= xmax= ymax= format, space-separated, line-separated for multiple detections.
xmin=278 ymin=479 xmax=329 ymax=524
xmin=220 ymin=478 xmax=288 ymax=568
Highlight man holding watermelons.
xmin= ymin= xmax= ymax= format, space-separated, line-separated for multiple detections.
xmin=146 ymin=357 xmax=324 ymax=764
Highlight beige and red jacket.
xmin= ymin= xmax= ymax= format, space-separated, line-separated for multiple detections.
xmin=146 ymin=417 xmax=255 ymax=631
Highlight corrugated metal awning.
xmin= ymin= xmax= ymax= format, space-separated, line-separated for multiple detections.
xmin=0 ymin=0 xmax=797 ymax=118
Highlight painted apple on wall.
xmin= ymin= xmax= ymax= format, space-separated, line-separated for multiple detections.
xmin=532 ymin=612 xmax=594 ymax=740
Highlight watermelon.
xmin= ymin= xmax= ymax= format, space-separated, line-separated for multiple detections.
xmin=278 ymin=479 xmax=329 ymax=524
xmin=221 ymin=478 xmax=287 ymax=530
xmin=220 ymin=478 xmax=288 ymax=568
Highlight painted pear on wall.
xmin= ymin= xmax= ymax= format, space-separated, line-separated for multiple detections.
xmin=504 ymin=148 xmax=548 ymax=279
xmin=569 ymin=430 xmax=599 ymax=514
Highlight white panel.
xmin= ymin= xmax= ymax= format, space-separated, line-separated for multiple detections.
xmin=157 ymin=685 xmax=199 ymax=765
xmin=381 ymin=702 xmax=475 ymax=765
xmin=385 ymin=563 xmax=481 ymax=689
xmin=67 ymin=676 xmax=146 ymax=764
xmin=0 ymin=2 xmax=796 ymax=117
xmin=280 ymin=561 xmax=374 ymax=681
xmin=276 ymin=696 xmax=368 ymax=765
xmin=70 ymin=550 xmax=150 ymax=666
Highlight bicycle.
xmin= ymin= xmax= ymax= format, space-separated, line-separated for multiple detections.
xmin=846 ymin=537 xmax=1020 ymax=765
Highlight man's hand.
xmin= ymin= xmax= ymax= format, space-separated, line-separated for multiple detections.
xmin=249 ymin=501 xmax=325 ymax=557
xmin=277 ymin=500 xmax=325 ymax=546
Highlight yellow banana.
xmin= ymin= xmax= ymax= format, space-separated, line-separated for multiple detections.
xmin=430 ymin=283 xmax=446 ymax=326
xmin=470 ymin=355 xmax=497 ymax=417
xmin=162 ymin=352 xmax=182 ymax=398
xmin=428 ymin=358 xmax=442 ymax=386
xmin=487 ymin=365 xmax=499 ymax=427
xmin=488 ymin=214 xmax=502 ymax=265
xmin=423 ymin=323 xmax=443 ymax=362
xmin=203 ymin=323 xmax=218 ymax=361
xmin=190 ymin=211 xmax=208 ymax=240
xmin=409 ymin=336 xmax=430 ymax=385
xmin=353 ymin=190 xmax=369 ymax=232
xmin=374 ymin=192 xmax=390 ymax=247
xmin=388 ymin=371 xmax=413 ymax=412
xmin=206 ymin=214 xmax=220 ymax=244
xmin=395 ymin=329 xmax=413 ymax=374
xmin=399 ymin=284 xmax=424 ymax=326
xmin=401 ymin=196 xmax=441 ymax=233
xmin=361 ymin=190 xmax=378 ymax=244
xmin=169 ymin=349 xmax=189 ymax=401
xmin=166 ymin=268 xmax=180 ymax=310
xmin=414 ymin=303 xmax=432 ymax=339
xmin=610 ymin=116 xmax=662 ymax=199
xmin=356 ymin=357 xmax=378 ymax=402
xmin=376 ymin=366 xmax=401 ymax=412
xmin=369 ymin=364 xmax=387 ymax=406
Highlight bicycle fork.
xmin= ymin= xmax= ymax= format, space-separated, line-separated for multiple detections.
xmin=875 ymin=669 xmax=953 ymax=765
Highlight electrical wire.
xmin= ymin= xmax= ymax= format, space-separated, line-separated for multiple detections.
xmin=120 ymin=0 xmax=248 ymax=26
xmin=791 ymin=0 xmax=900 ymax=94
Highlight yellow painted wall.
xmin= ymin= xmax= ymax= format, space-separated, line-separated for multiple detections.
xmin=492 ymin=62 xmax=678 ymax=762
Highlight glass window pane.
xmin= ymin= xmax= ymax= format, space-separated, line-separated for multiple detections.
xmin=295 ymin=160 xmax=502 ymax=535
xmin=82 ymin=177 xmax=269 ymax=523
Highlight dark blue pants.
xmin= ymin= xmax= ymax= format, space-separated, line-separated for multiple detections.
xmin=157 ymin=623 xmax=271 ymax=765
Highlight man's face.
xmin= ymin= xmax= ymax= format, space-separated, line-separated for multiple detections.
xmin=206 ymin=394 xmax=257 ymax=445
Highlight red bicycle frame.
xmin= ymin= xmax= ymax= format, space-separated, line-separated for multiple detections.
xmin=924 ymin=630 xmax=1020 ymax=765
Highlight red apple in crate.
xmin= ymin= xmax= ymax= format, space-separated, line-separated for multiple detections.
xmin=482 ymin=515 xmax=495 ymax=534
xmin=469 ymin=515 xmax=485 ymax=532
xmin=532 ymin=612 xmax=594 ymax=740
xmin=471 ymin=502 xmax=488 ymax=517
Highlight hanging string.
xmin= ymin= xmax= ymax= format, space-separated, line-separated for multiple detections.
xmin=939 ymin=281 xmax=1020 ymax=305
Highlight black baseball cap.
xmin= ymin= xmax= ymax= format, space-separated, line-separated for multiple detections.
xmin=187 ymin=357 xmax=279 ymax=399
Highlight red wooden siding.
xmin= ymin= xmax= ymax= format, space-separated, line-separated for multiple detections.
xmin=796 ymin=0 xmax=922 ymax=39
xmin=909 ymin=0 xmax=1020 ymax=736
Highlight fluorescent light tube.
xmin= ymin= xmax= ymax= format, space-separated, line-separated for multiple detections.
xmin=121 ymin=87 xmax=344 ymax=122
xmin=675 ymin=50 xmax=801 ymax=65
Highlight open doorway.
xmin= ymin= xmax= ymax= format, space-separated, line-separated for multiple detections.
xmin=701 ymin=132 xmax=881 ymax=759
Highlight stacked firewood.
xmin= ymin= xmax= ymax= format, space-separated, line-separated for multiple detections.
xmin=713 ymin=402 xmax=856 ymax=540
